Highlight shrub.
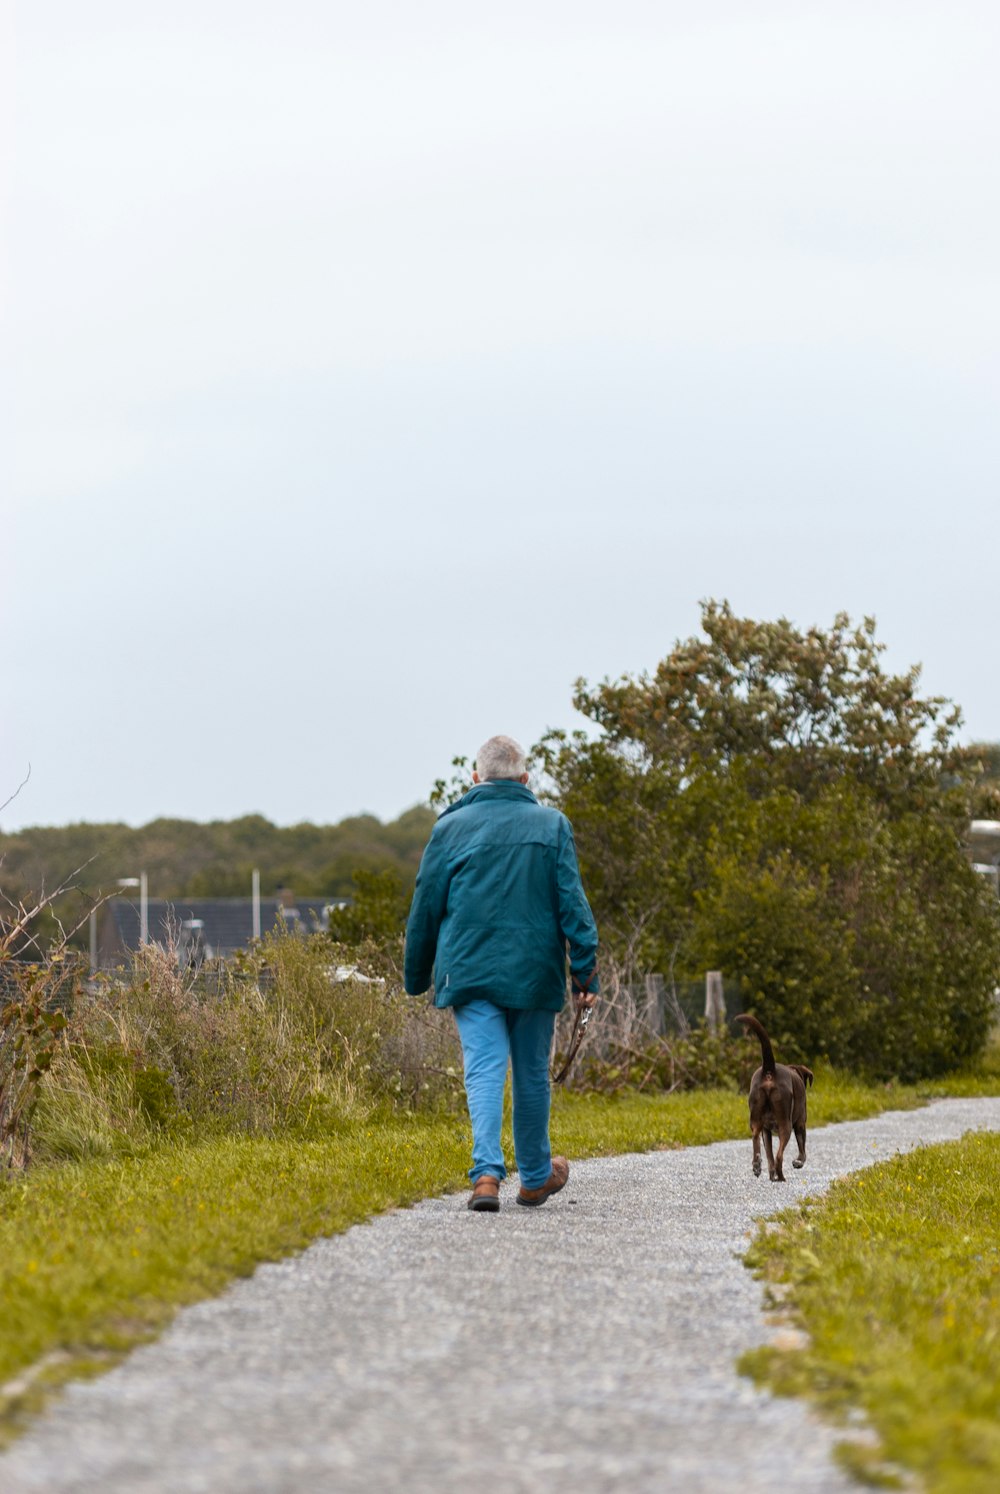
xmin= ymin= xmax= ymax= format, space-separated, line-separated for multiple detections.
xmin=536 ymin=605 xmax=1000 ymax=1082
xmin=687 ymin=791 xmax=999 ymax=1079
xmin=24 ymin=932 xmax=465 ymax=1165
xmin=0 ymin=960 xmax=72 ymax=1167
xmin=574 ymin=1024 xmax=745 ymax=1095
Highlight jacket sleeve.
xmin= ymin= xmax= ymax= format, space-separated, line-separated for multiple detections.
xmin=555 ymin=817 xmax=600 ymax=992
xmin=403 ymin=828 xmax=451 ymax=995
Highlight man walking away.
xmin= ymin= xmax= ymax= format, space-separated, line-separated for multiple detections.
xmin=404 ymin=735 xmax=599 ymax=1211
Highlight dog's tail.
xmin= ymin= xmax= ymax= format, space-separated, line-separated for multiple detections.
xmin=736 ymin=1013 xmax=777 ymax=1078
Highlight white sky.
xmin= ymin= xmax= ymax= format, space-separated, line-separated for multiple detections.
xmin=3 ymin=1 xmax=999 ymax=831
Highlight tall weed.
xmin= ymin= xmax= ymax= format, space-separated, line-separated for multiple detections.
xmin=553 ymin=954 xmax=748 ymax=1094
xmin=28 ymin=933 xmax=464 ymax=1164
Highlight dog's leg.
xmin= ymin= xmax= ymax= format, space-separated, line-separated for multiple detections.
xmin=762 ymin=1128 xmax=777 ymax=1181
xmin=751 ymin=1124 xmax=762 ymax=1177
xmin=773 ymin=1121 xmax=792 ymax=1182
xmin=792 ymin=1121 xmax=806 ymax=1169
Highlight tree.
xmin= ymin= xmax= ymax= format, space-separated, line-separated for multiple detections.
xmin=567 ymin=601 xmax=970 ymax=814
xmin=535 ymin=603 xmax=1000 ymax=1080
xmin=970 ymin=742 xmax=1000 ymax=819
xmin=0 ymin=807 xmax=437 ymax=947
xmin=327 ymin=868 xmax=410 ymax=945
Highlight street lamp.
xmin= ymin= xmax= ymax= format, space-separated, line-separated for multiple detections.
xmin=118 ymin=874 xmax=149 ymax=945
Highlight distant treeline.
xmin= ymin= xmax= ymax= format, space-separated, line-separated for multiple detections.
xmin=0 ymin=807 xmax=437 ymax=949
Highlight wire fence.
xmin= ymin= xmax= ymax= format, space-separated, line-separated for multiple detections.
xmin=624 ymin=974 xmax=744 ymax=1034
xmin=0 ymin=952 xmax=250 ymax=1011
xmin=2 ymin=953 xmax=743 ymax=1027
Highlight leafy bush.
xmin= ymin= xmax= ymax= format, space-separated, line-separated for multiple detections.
xmin=686 ymin=785 xmax=999 ymax=1078
xmin=0 ymin=961 xmax=72 ymax=1167
xmin=535 ymin=604 xmax=1000 ymax=1082
xmin=326 ymin=869 xmax=409 ymax=944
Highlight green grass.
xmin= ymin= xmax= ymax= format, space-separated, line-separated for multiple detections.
xmin=0 ymin=1116 xmax=472 ymax=1436
xmin=553 ymin=1065 xmax=929 ymax=1150
xmin=2 ymin=1055 xmax=999 ymax=1445
xmin=741 ymin=1133 xmax=1000 ymax=1491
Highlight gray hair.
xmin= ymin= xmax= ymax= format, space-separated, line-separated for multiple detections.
xmin=476 ymin=735 xmax=527 ymax=781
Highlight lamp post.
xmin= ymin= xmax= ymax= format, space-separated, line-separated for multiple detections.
xmin=118 ymin=874 xmax=149 ymax=945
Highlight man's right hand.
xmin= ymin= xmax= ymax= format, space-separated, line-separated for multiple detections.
xmin=571 ymin=971 xmax=598 ymax=1012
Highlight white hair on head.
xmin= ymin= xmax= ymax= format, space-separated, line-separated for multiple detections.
xmin=476 ymin=735 xmax=527 ymax=781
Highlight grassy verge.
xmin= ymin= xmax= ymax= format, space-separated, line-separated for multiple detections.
xmin=0 ymin=1116 xmax=470 ymax=1438
xmin=741 ymin=1132 xmax=1000 ymax=1491
xmin=2 ymin=1059 xmax=998 ymax=1445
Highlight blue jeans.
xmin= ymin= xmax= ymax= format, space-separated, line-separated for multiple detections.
xmin=452 ymin=1000 xmax=556 ymax=1190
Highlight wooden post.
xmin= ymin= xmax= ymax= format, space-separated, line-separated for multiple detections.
xmin=645 ymin=973 xmax=666 ymax=1034
xmin=705 ymin=971 xmax=725 ymax=1030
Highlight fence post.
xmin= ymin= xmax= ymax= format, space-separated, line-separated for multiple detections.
xmin=644 ymin=973 xmax=666 ymax=1035
xmin=705 ymin=971 xmax=725 ymax=1030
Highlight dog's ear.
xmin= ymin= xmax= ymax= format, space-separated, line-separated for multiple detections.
xmin=790 ymin=1065 xmax=814 ymax=1088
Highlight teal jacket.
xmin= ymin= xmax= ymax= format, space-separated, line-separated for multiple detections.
xmin=404 ymin=780 xmax=599 ymax=1011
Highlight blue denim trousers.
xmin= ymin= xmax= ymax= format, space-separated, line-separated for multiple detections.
xmin=452 ymin=999 xmax=556 ymax=1190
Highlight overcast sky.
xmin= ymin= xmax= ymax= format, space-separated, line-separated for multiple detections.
xmin=3 ymin=1 xmax=999 ymax=833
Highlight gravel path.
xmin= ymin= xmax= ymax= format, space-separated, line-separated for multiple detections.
xmin=4 ymin=1096 xmax=1000 ymax=1493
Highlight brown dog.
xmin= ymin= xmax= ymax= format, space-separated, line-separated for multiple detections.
xmin=736 ymin=1013 xmax=814 ymax=1182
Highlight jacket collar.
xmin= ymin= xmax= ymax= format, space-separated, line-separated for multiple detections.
xmin=440 ymin=780 xmax=537 ymax=817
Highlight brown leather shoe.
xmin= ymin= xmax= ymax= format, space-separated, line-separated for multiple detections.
xmin=516 ymin=1156 xmax=569 ymax=1207
xmin=468 ymin=1176 xmax=501 ymax=1212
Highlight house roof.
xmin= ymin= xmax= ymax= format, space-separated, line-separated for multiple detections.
xmin=101 ymin=897 xmax=336 ymax=960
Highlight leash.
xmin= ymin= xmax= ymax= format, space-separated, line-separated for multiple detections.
xmin=553 ymin=969 xmax=597 ymax=1085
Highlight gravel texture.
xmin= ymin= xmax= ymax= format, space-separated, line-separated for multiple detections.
xmin=4 ymin=1096 xmax=1000 ymax=1493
